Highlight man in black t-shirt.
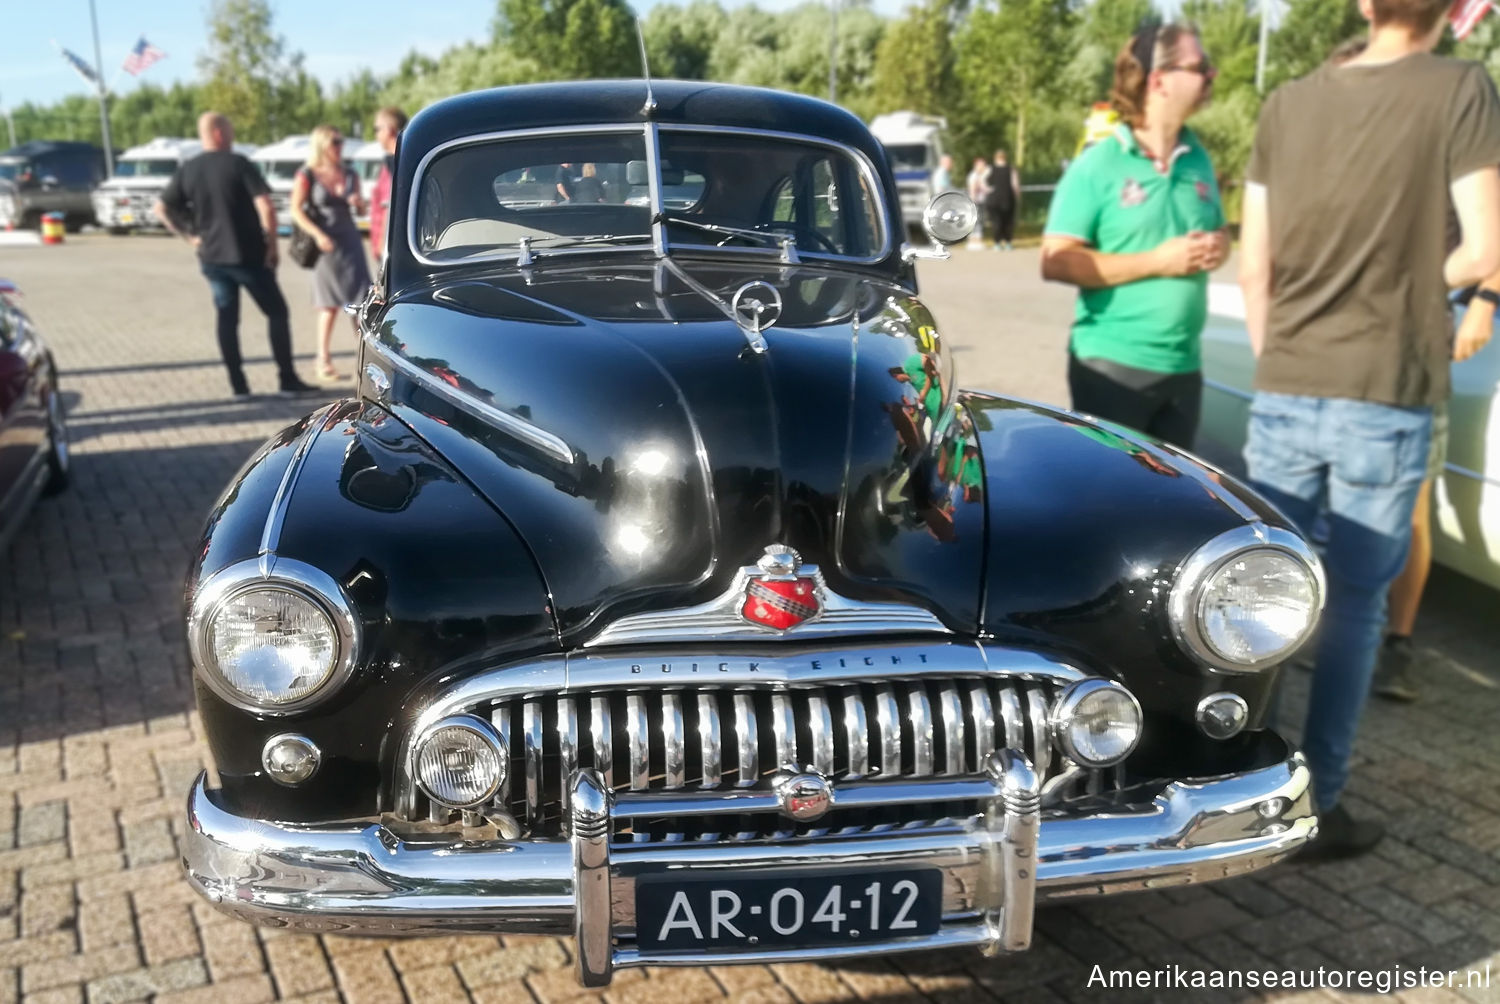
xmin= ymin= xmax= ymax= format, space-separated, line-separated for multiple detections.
xmin=155 ymin=112 xmax=316 ymax=396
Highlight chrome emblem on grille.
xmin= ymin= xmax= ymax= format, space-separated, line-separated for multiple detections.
xmin=742 ymin=545 xmax=821 ymax=630
xmin=776 ymin=771 xmax=834 ymax=822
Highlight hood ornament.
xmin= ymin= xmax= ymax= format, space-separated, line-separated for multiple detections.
xmin=730 ymin=281 xmax=782 ymax=354
xmin=742 ymin=544 xmax=821 ymax=630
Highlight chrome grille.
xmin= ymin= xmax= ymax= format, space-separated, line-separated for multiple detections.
xmin=451 ymin=677 xmax=1066 ymax=839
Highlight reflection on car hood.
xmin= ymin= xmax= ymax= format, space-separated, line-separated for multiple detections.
xmin=371 ymin=258 xmax=984 ymax=642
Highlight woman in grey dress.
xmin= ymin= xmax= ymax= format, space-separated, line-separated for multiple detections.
xmin=290 ymin=124 xmax=372 ymax=382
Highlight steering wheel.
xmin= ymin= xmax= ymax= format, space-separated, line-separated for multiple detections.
xmin=755 ymin=222 xmax=839 ymax=255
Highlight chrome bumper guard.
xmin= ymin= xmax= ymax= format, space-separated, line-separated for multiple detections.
xmin=183 ymin=745 xmax=1314 ymax=985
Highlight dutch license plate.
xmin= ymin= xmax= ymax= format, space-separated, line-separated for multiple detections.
xmin=635 ymin=868 xmax=943 ymax=951
xmin=119 ymin=213 xmax=135 ymax=224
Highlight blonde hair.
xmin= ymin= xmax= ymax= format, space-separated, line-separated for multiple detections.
xmin=306 ymin=124 xmax=342 ymax=168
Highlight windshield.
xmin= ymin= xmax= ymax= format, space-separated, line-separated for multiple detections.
xmin=0 ymin=160 xmax=24 ymax=181
xmin=259 ymin=160 xmax=302 ymax=181
xmin=113 ymin=159 xmax=178 ymax=178
xmin=413 ymin=127 xmax=885 ymax=262
xmin=883 ymin=143 xmax=932 ymax=171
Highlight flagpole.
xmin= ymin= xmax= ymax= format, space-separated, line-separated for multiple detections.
xmin=88 ymin=0 xmax=114 ymax=177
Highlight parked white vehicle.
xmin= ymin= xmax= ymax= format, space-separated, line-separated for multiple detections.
xmin=348 ymin=139 xmax=384 ymax=231
xmin=1196 ymin=282 xmax=1500 ymax=590
xmin=870 ymin=111 xmax=948 ymax=231
xmin=253 ymin=135 xmax=310 ymax=234
xmin=92 ymin=138 xmax=257 ymax=232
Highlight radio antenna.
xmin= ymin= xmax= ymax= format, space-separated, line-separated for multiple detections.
xmin=635 ymin=20 xmax=657 ymax=118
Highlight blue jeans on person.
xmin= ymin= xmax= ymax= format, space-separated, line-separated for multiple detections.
xmin=200 ymin=261 xmax=297 ymax=392
xmin=1244 ymin=392 xmax=1432 ymax=811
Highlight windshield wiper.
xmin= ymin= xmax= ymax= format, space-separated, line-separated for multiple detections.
xmin=513 ymin=233 xmax=651 ymax=263
xmin=655 ymin=213 xmax=799 ymax=262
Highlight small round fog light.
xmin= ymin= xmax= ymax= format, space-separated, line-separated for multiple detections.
xmin=261 ymin=734 xmax=321 ymax=785
xmin=1196 ymin=693 xmax=1249 ymax=740
xmin=1050 ymin=679 xmax=1142 ymax=767
xmin=415 ymin=715 xmax=506 ymax=808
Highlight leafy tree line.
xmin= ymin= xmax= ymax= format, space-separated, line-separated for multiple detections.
xmin=8 ymin=0 xmax=1499 ymax=214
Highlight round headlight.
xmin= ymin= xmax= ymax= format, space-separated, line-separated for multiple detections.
xmin=208 ymin=588 xmax=338 ymax=705
xmin=1051 ymin=679 xmax=1142 ymax=767
xmin=1171 ymin=526 xmax=1324 ymax=672
xmin=189 ymin=559 xmax=361 ymax=713
xmin=415 ymin=716 xmax=507 ymax=808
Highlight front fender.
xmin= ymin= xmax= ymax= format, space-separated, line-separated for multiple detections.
xmin=187 ymin=400 xmax=557 ymax=821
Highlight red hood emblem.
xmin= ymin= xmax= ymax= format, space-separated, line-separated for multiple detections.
xmin=741 ymin=546 xmax=821 ymax=630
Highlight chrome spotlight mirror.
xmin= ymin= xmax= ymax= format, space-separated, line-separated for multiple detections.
xmin=922 ymin=192 xmax=978 ymax=245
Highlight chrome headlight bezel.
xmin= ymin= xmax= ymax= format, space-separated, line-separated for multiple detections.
xmin=187 ymin=558 xmax=361 ymax=714
xmin=1049 ymin=678 xmax=1143 ymax=767
xmin=1169 ymin=524 xmax=1326 ymax=674
xmin=413 ymin=714 xmax=508 ymax=809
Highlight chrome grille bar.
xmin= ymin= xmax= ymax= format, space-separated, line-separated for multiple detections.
xmin=489 ymin=703 xmax=512 ymax=809
xmin=698 ymin=693 xmax=721 ymax=788
xmin=524 ymin=700 xmax=543 ymax=828
xmin=1025 ymin=688 xmax=1052 ymax=779
xmin=733 ymin=693 xmax=758 ymax=787
xmin=937 ymin=684 xmax=965 ymax=774
xmin=559 ymin=698 xmax=579 ymax=824
xmin=965 ymin=681 xmax=993 ymax=772
xmin=662 ymin=693 xmax=685 ymax=788
xmin=874 ymin=684 xmax=901 ymax=777
xmin=626 ymin=694 xmax=650 ymax=790
xmin=843 ymin=689 xmax=868 ymax=780
xmin=591 ymin=696 xmax=612 ymax=789
xmin=908 ymin=685 xmax=934 ymax=776
xmin=998 ymin=687 xmax=1025 ymax=752
xmin=770 ymin=692 xmax=796 ymax=771
xmin=807 ymin=693 xmax=835 ymax=776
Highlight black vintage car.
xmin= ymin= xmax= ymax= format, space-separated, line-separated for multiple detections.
xmin=182 ymin=81 xmax=1323 ymax=984
xmin=0 ymin=279 xmax=68 ymax=555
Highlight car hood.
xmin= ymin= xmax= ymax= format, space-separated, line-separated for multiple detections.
xmin=370 ymin=257 xmax=984 ymax=642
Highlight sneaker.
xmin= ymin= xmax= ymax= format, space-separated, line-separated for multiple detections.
xmin=1372 ymin=636 xmax=1419 ymax=702
xmin=277 ymin=377 xmax=324 ymax=396
xmin=1301 ymin=803 xmax=1384 ymax=860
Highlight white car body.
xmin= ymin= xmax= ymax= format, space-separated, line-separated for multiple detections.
xmin=253 ymin=135 xmax=311 ymax=233
xmin=1197 ymin=282 xmax=1500 ymax=589
xmin=348 ymin=140 xmax=384 ymax=232
xmin=870 ymin=112 xmax=947 ymax=229
xmin=92 ymin=138 xmax=258 ymax=231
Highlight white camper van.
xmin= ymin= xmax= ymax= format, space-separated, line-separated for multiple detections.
xmin=92 ymin=137 xmax=257 ymax=232
xmin=253 ymin=135 xmax=311 ymax=235
xmin=869 ymin=112 xmax=948 ymax=230
xmin=347 ymin=140 xmax=384 ymax=231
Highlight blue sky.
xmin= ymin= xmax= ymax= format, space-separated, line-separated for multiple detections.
xmin=0 ymin=0 xmax=912 ymax=110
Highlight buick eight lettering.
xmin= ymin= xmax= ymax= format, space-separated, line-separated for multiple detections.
xmin=181 ymin=80 xmax=1323 ymax=985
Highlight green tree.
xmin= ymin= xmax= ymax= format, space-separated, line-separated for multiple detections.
xmin=493 ymin=0 xmax=641 ymax=80
xmin=1265 ymin=0 xmax=1364 ymax=89
xmin=955 ymin=0 xmax=1078 ymax=169
xmin=870 ymin=0 xmax=956 ymax=117
xmin=1182 ymin=0 xmax=1261 ymax=96
xmin=644 ymin=1 xmax=728 ymax=79
xmin=328 ymin=70 xmax=388 ymax=141
xmin=199 ymin=0 xmax=295 ymax=142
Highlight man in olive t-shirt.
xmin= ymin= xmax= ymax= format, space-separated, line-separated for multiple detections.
xmin=1238 ymin=0 xmax=1500 ymax=857
xmin=1042 ymin=22 xmax=1227 ymax=450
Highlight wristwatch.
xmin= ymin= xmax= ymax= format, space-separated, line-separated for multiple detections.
xmin=1475 ymin=287 xmax=1500 ymax=309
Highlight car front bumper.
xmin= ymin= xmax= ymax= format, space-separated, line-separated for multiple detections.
xmin=183 ymin=739 xmax=1314 ymax=985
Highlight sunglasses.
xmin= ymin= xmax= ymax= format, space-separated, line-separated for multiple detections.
xmin=330 ymin=137 xmax=344 ymax=146
xmin=1164 ymin=59 xmax=1216 ymax=77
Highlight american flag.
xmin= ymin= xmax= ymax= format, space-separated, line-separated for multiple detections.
xmin=121 ymin=36 xmax=166 ymax=76
xmin=1452 ymin=0 xmax=1493 ymax=40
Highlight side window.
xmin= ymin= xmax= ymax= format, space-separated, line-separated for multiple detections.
xmin=810 ymin=158 xmax=839 ymax=246
xmin=771 ymin=178 xmax=796 ymax=224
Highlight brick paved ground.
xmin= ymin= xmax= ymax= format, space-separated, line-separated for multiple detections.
xmin=2 ymin=234 xmax=1498 ymax=1003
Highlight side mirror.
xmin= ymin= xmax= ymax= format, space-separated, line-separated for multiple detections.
xmin=902 ymin=192 xmax=978 ymax=262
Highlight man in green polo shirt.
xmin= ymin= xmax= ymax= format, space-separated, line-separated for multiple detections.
xmin=1041 ymin=21 xmax=1227 ymax=449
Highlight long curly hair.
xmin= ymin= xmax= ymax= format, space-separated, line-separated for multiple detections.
xmin=1110 ymin=22 xmax=1199 ymax=129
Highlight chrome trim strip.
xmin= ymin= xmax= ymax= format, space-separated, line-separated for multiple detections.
xmin=843 ymin=689 xmax=868 ymax=780
xmin=259 ymin=404 xmax=337 ymax=567
xmin=583 ymin=562 xmax=948 ymax=647
xmin=181 ymin=746 xmax=1314 ymax=947
xmin=364 ymin=333 xmax=574 ymax=464
xmin=662 ymin=693 xmax=685 ymax=788
xmin=698 ymin=693 xmax=721 ymax=788
xmin=1169 ymin=522 xmax=1326 ymax=674
xmin=645 ymin=122 xmax=665 ymax=257
xmin=626 ymin=694 xmax=650 ymax=790
xmin=611 ymin=776 xmax=1010 ymax=820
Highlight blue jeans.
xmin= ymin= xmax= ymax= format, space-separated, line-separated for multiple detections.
xmin=1244 ymin=392 xmax=1431 ymax=811
xmin=200 ymin=261 xmax=297 ymax=391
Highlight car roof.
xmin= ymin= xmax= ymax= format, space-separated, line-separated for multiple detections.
xmin=400 ymin=79 xmax=884 ymax=170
